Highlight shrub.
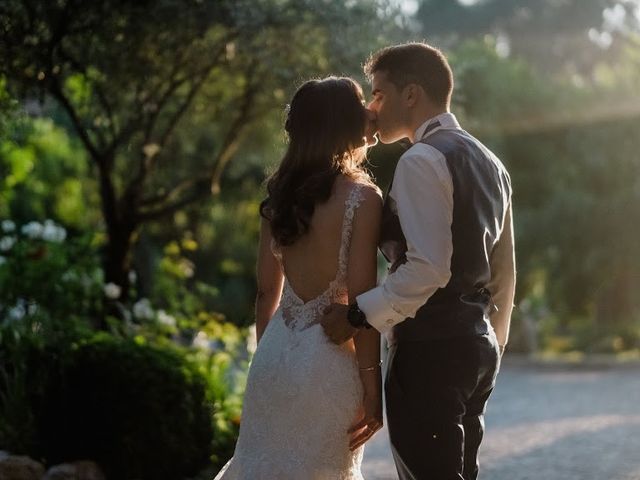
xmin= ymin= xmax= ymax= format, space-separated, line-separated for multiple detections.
xmin=0 ymin=223 xmax=247 ymax=474
xmin=36 ymin=335 xmax=214 ymax=480
xmin=0 ymin=334 xmax=56 ymax=454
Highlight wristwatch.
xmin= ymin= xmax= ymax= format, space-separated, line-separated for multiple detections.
xmin=347 ymin=302 xmax=372 ymax=329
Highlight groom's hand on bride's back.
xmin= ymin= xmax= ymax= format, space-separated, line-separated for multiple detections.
xmin=321 ymin=303 xmax=357 ymax=344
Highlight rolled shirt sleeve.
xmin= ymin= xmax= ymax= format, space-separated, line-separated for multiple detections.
xmin=357 ymin=144 xmax=454 ymax=335
xmin=486 ymin=201 xmax=516 ymax=346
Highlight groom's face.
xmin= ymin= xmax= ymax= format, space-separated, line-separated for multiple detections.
xmin=368 ymin=71 xmax=409 ymax=144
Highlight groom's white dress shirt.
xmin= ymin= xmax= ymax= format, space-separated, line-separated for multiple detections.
xmin=356 ymin=112 xmax=515 ymax=346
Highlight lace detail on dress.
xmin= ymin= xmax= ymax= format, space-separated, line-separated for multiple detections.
xmin=277 ymin=183 xmax=365 ymax=331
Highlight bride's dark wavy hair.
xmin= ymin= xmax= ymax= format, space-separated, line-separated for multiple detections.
xmin=260 ymin=76 xmax=373 ymax=246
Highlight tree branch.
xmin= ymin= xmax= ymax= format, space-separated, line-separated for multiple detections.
xmin=139 ymin=176 xmax=198 ymax=208
xmin=122 ymin=64 xmax=218 ymax=213
xmin=209 ymin=65 xmax=260 ymax=194
xmin=57 ymin=46 xmax=119 ymax=141
xmin=136 ymin=178 xmax=211 ymax=222
xmin=120 ymin=35 xmax=236 ymax=213
xmin=141 ymin=32 xmax=236 ymax=146
xmin=49 ymin=77 xmax=102 ymax=162
xmin=137 ymin=66 xmax=261 ymax=220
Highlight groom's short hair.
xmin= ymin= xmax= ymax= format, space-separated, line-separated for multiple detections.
xmin=364 ymin=42 xmax=453 ymax=108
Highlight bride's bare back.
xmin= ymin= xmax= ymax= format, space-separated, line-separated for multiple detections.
xmin=279 ymin=175 xmax=362 ymax=303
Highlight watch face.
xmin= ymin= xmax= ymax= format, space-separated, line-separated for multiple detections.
xmin=348 ymin=304 xmax=366 ymax=328
xmin=348 ymin=304 xmax=362 ymax=327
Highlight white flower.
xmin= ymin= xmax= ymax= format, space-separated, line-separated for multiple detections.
xmin=41 ymin=220 xmax=66 ymax=243
xmin=133 ymin=298 xmax=154 ymax=320
xmin=157 ymin=309 xmax=177 ymax=328
xmin=8 ymin=304 xmax=26 ymax=321
xmin=192 ymin=331 xmax=210 ymax=350
xmin=0 ymin=256 xmax=6 ymax=266
xmin=0 ymin=236 xmax=16 ymax=252
xmin=1 ymin=220 xmax=15 ymax=232
xmin=26 ymin=302 xmax=38 ymax=316
xmin=21 ymin=221 xmax=43 ymax=239
xmin=128 ymin=270 xmax=137 ymax=284
xmin=42 ymin=220 xmax=58 ymax=240
xmin=103 ymin=282 xmax=122 ymax=299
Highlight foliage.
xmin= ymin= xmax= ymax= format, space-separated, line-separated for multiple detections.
xmin=189 ymin=185 xmax=264 ymax=327
xmin=0 ymin=332 xmax=49 ymax=454
xmin=0 ymin=77 xmax=19 ymax=138
xmin=0 ymin=219 xmax=98 ymax=453
xmin=0 ymin=114 xmax=98 ymax=226
xmin=123 ymin=229 xmax=250 ymax=469
xmin=416 ymin=0 xmax=640 ymax=75
xmin=0 ymin=329 xmax=243 ymax=476
xmin=187 ymin=338 xmax=248 ymax=469
xmin=115 ymin=231 xmax=251 ymax=468
xmin=0 ymin=219 xmax=101 ymax=341
xmin=35 ymin=335 xmax=213 ymax=480
xmin=0 ymin=0 xmax=399 ymax=301
xmin=0 ymin=217 xmax=248 ymax=470
xmin=0 ymin=1 xmax=401 ymax=474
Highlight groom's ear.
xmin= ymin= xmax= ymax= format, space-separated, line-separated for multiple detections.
xmin=403 ymin=83 xmax=421 ymax=108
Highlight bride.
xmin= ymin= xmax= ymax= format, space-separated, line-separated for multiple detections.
xmin=214 ymin=76 xmax=383 ymax=479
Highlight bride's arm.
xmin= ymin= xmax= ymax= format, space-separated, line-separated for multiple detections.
xmin=348 ymin=186 xmax=383 ymax=370
xmin=347 ymin=185 xmax=383 ymax=449
xmin=255 ymin=218 xmax=284 ymax=343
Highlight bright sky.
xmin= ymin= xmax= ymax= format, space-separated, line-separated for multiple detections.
xmin=398 ymin=0 xmax=418 ymax=15
xmin=400 ymin=0 xmax=480 ymax=15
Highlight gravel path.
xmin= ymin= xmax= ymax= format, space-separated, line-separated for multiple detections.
xmin=362 ymin=359 xmax=640 ymax=480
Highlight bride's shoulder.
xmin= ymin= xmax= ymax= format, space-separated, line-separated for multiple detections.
xmin=339 ymin=175 xmax=382 ymax=201
xmin=355 ymin=182 xmax=383 ymax=208
xmin=338 ymin=178 xmax=382 ymax=222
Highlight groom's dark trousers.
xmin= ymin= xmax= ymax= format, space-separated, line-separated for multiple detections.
xmin=385 ymin=334 xmax=500 ymax=480
xmin=379 ymin=126 xmax=511 ymax=479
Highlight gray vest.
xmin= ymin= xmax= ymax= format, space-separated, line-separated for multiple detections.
xmin=380 ymin=127 xmax=512 ymax=342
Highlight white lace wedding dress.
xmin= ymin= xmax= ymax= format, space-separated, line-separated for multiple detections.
xmin=214 ymin=184 xmax=367 ymax=480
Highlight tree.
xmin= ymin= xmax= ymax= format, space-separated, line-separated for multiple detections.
xmin=0 ymin=0 xmax=393 ymax=313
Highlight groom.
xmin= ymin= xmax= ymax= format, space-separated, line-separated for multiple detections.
xmin=322 ymin=42 xmax=515 ymax=480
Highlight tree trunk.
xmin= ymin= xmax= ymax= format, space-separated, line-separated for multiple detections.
xmin=132 ymin=229 xmax=156 ymax=300
xmin=95 ymin=156 xmax=140 ymax=327
xmin=104 ymin=228 xmax=136 ymax=299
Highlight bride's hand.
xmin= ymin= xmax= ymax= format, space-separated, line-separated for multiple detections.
xmin=348 ymin=368 xmax=383 ymax=451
